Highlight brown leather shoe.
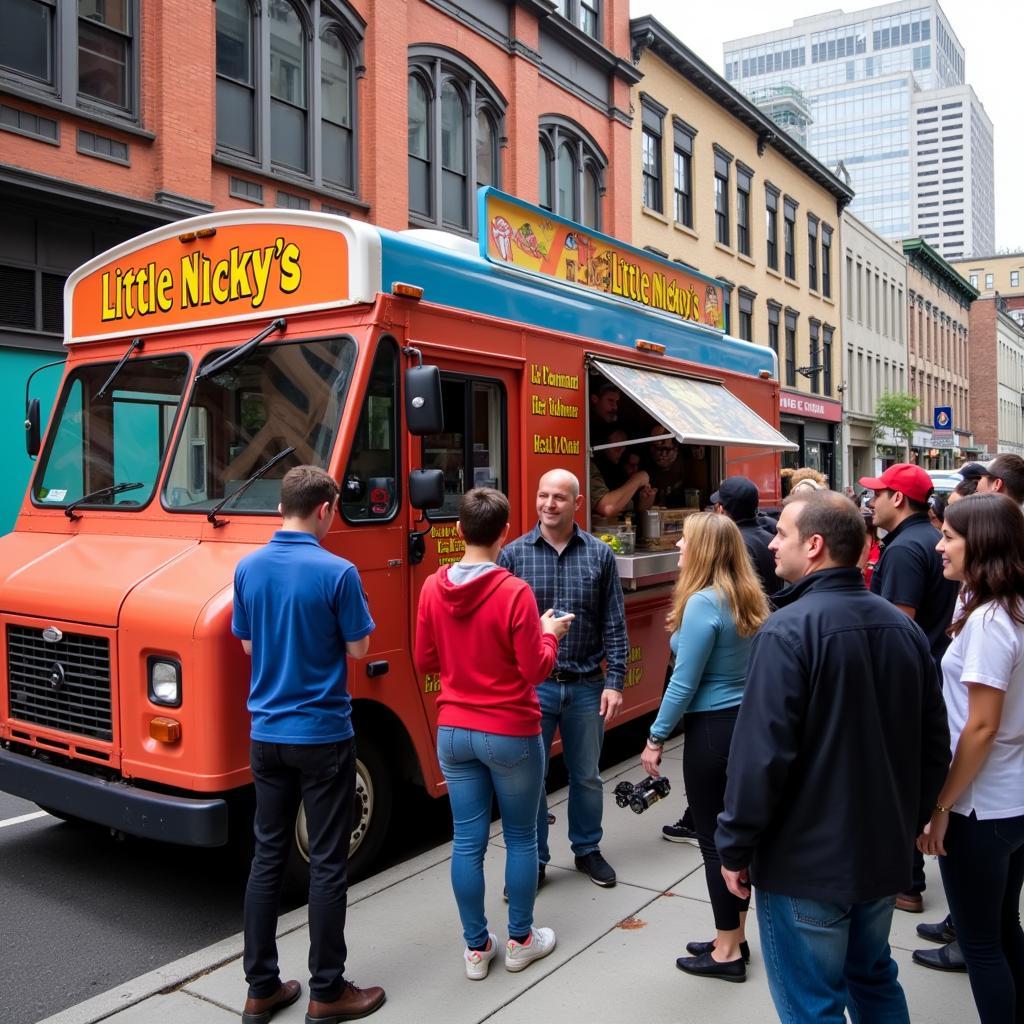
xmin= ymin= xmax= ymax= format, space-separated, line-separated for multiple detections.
xmin=242 ymin=979 xmax=302 ymax=1024
xmin=895 ymin=892 xmax=924 ymax=913
xmin=306 ymin=982 xmax=386 ymax=1022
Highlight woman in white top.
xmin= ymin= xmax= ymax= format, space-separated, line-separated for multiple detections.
xmin=919 ymin=492 xmax=1024 ymax=1024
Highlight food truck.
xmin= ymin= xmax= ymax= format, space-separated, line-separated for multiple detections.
xmin=0 ymin=189 xmax=794 ymax=875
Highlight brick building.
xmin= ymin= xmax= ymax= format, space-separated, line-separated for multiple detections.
xmin=0 ymin=0 xmax=638 ymax=525
xmin=967 ymin=296 xmax=1024 ymax=458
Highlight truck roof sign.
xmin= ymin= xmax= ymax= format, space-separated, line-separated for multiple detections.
xmin=66 ymin=210 xmax=382 ymax=344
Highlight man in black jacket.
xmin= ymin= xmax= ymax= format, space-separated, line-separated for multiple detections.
xmin=716 ymin=490 xmax=950 ymax=1023
xmin=711 ymin=476 xmax=782 ymax=597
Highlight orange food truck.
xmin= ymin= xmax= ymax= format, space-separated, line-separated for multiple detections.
xmin=0 ymin=189 xmax=794 ymax=876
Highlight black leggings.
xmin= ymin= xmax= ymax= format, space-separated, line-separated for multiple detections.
xmin=682 ymin=705 xmax=749 ymax=932
xmin=939 ymin=809 xmax=1024 ymax=1023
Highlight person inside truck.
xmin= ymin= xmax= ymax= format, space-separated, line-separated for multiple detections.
xmin=590 ymin=429 xmax=656 ymax=518
xmin=645 ymin=427 xmax=688 ymax=508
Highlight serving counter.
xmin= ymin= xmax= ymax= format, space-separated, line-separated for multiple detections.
xmin=614 ymin=549 xmax=679 ymax=590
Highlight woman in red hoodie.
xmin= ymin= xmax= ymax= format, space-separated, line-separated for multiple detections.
xmin=415 ymin=488 xmax=573 ymax=981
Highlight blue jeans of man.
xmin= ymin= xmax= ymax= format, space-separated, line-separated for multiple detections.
xmin=244 ymin=739 xmax=355 ymax=1003
xmin=757 ymin=888 xmax=909 ymax=1024
xmin=437 ymin=726 xmax=545 ymax=947
xmin=536 ymin=678 xmax=605 ymax=865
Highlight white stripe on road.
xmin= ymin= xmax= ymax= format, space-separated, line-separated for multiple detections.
xmin=0 ymin=810 xmax=48 ymax=829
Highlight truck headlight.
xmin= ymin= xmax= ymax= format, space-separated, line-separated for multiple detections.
xmin=148 ymin=657 xmax=182 ymax=707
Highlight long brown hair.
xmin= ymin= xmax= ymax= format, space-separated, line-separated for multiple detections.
xmin=666 ymin=512 xmax=770 ymax=637
xmin=943 ymin=492 xmax=1024 ymax=637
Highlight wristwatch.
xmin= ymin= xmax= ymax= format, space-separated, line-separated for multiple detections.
xmin=647 ymin=734 xmax=665 ymax=749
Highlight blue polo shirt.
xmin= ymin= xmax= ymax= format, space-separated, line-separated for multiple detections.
xmin=232 ymin=531 xmax=375 ymax=743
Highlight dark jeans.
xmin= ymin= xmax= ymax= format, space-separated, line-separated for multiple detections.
xmin=940 ymin=810 xmax=1024 ymax=1023
xmin=244 ymin=739 xmax=356 ymax=1002
xmin=684 ymin=705 xmax=749 ymax=931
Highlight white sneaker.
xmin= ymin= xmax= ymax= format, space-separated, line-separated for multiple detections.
xmin=504 ymin=926 xmax=557 ymax=972
xmin=464 ymin=933 xmax=497 ymax=980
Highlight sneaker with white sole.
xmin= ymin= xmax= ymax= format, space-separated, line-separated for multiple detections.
xmin=464 ymin=933 xmax=497 ymax=980
xmin=504 ymin=927 xmax=557 ymax=972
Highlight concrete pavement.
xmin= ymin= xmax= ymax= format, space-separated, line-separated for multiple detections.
xmin=39 ymin=738 xmax=982 ymax=1024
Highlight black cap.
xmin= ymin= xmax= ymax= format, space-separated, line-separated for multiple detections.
xmin=958 ymin=462 xmax=987 ymax=481
xmin=710 ymin=476 xmax=759 ymax=520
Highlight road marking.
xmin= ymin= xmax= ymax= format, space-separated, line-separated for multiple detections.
xmin=0 ymin=810 xmax=49 ymax=829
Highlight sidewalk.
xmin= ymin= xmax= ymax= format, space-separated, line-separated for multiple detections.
xmin=41 ymin=738 xmax=980 ymax=1024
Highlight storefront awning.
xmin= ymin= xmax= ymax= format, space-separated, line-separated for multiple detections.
xmin=591 ymin=359 xmax=798 ymax=451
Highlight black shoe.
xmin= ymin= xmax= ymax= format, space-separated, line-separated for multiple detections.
xmin=503 ymin=864 xmax=546 ymax=903
xmin=912 ymin=940 xmax=967 ymax=973
xmin=662 ymin=817 xmax=699 ymax=844
xmin=675 ymin=951 xmax=746 ymax=983
xmin=916 ymin=914 xmax=956 ymax=944
xmin=574 ymin=850 xmax=616 ymax=887
xmin=685 ymin=939 xmax=751 ymax=963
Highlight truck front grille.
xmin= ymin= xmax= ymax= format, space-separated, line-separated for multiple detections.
xmin=6 ymin=626 xmax=113 ymax=741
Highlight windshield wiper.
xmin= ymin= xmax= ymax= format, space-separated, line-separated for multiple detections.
xmin=195 ymin=317 xmax=286 ymax=384
xmin=207 ymin=447 xmax=295 ymax=529
xmin=64 ymin=481 xmax=144 ymax=520
xmin=94 ymin=338 xmax=144 ymax=401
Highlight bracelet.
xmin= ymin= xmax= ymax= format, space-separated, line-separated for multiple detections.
xmin=934 ymin=803 xmax=951 ymax=814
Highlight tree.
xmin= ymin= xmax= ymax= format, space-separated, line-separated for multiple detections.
xmin=873 ymin=391 xmax=919 ymax=462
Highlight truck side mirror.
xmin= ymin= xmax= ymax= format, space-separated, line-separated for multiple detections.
xmin=405 ymin=364 xmax=443 ymax=436
xmin=25 ymin=398 xmax=40 ymax=458
xmin=408 ymin=468 xmax=445 ymax=511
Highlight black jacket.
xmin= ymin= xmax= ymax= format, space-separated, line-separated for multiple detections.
xmin=734 ymin=517 xmax=783 ymax=596
xmin=715 ymin=567 xmax=950 ymax=903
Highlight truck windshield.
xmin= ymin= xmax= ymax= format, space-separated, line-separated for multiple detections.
xmin=163 ymin=336 xmax=356 ymax=513
xmin=33 ymin=355 xmax=190 ymax=511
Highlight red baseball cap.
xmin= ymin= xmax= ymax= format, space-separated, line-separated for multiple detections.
xmin=858 ymin=464 xmax=934 ymax=503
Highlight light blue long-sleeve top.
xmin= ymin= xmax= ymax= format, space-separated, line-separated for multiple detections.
xmin=649 ymin=587 xmax=752 ymax=740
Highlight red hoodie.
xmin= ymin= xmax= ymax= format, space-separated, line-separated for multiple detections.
xmin=414 ymin=564 xmax=558 ymax=736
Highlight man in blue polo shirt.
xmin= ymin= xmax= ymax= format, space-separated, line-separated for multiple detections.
xmin=232 ymin=465 xmax=384 ymax=1024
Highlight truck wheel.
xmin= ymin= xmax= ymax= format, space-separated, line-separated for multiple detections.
xmin=291 ymin=737 xmax=393 ymax=882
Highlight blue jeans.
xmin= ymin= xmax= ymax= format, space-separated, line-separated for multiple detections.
xmin=757 ymin=889 xmax=909 ymax=1024
xmin=437 ymin=726 xmax=545 ymax=947
xmin=536 ymin=678 xmax=605 ymax=863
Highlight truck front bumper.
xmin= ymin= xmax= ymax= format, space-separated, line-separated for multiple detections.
xmin=0 ymin=748 xmax=229 ymax=847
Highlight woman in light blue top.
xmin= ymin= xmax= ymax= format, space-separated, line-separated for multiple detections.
xmin=641 ymin=511 xmax=770 ymax=983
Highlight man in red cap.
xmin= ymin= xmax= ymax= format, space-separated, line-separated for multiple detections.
xmin=858 ymin=463 xmax=958 ymax=916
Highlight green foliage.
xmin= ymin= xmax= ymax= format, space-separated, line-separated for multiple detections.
xmin=873 ymin=391 xmax=919 ymax=457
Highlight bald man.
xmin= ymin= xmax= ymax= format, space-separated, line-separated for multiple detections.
xmin=498 ymin=469 xmax=627 ymax=889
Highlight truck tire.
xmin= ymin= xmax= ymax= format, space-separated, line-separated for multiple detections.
xmin=290 ymin=736 xmax=393 ymax=882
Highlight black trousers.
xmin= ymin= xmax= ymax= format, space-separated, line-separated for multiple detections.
xmin=683 ymin=705 xmax=749 ymax=932
xmin=940 ymin=810 xmax=1024 ymax=1023
xmin=244 ymin=739 xmax=356 ymax=1002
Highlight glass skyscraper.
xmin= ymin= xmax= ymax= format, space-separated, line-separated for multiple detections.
xmin=724 ymin=2 xmax=993 ymax=258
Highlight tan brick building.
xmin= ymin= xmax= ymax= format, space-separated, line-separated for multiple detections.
xmin=966 ymin=297 xmax=1024 ymax=457
xmin=629 ymin=16 xmax=854 ymax=485
xmin=950 ymin=252 xmax=1024 ymax=326
xmin=902 ymin=238 xmax=978 ymax=467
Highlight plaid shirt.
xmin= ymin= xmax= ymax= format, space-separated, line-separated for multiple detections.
xmin=498 ymin=523 xmax=628 ymax=690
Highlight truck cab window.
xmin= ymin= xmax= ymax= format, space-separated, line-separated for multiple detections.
xmin=164 ymin=336 xmax=355 ymax=513
xmin=422 ymin=376 xmax=505 ymax=517
xmin=33 ymin=356 xmax=190 ymax=511
xmin=342 ymin=338 xmax=400 ymax=522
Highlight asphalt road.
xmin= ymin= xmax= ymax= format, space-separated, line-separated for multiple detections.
xmin=0 ymin=717 xmax=651 ymax=1024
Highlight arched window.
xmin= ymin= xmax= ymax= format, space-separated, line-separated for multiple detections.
xmin=408 ymin=50 xmax=505 ymax=235
xmin=538 ymin=118 xmax=606 ymax=229
xmin=214 ymin=0 xmax=363 ymax=197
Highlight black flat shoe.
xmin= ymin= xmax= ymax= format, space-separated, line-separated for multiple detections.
xmin=912 ymin=940 xmax=966 ymax=973
xmin=675 ymin=951 xmax=746 ymax=982
xmin=916 ymin=914 xmax=955 ymax=944
xmin=685 ymin=939 xmax=751 ymax=963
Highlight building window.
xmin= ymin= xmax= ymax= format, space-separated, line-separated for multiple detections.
xmin=0 ymin=0 xmax=139 ymax=118
xmin=767 ymin=302 xmax=781 ymax=359
xmin=539 ymin=118 xmax=605 ymax=229
xmin=765 ymin=185 xmax=779 ymax=270
xmin=737 ymin=288 xmax=755 ymax=342
xmin=807 ymin=215 xmax=819 ymax=292
xmin=736 ymin=164 xmax=752 ymax=257
xmin=1012 ymin=271 xmax=1020 ymax=288
xmin=821 ymin=224 xmax=832 ymax=299
xmin=640 ymin=97 xmax=664 ymax=214
xmin=808 ymin=318 xmax=821 ymax=394
xmin=408 ymin=53 xmax=505 ymax=233
xmin=784 ymin=309 xmax=798 ymax=387
xmin=968 ymin=273 xmax=978 ymax=287
xmin=554 ymin=0 xmax=601 ymax=42
xmin=783 ymin=197 xmax=797 ymax=280
xmin=215 ymin=1 xmax=363 ymax=196
xmin=714 ymin=149 xmax=731 ymax=247
xmin=985 ymin=273 xmax=994 ymax=289
xmin=672 ymin=121 xmax=694 ymax=228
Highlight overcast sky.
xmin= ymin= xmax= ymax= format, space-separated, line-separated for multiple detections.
xmin=631 ymin=0 xmax=1023 ymax=254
